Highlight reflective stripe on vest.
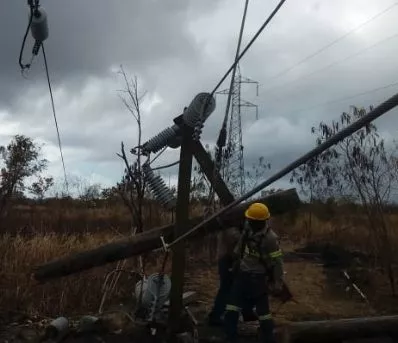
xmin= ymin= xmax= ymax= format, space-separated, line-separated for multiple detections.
xmin=258 ymin=313 xmax=272 ymax=321
xmin=244 ymin=246 xmax=283 ymax=260
xmin=269 ymin=249 xmax=283 ymax=259
xmin=226 ymin=304 xmax=241 ymax=312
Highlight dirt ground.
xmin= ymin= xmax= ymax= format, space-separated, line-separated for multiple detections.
xmin=186 ymin=239 xmax=380 ymax=324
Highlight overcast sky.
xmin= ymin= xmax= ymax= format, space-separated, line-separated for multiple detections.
xmin=1 ymin=0 xmax=398 ymax=197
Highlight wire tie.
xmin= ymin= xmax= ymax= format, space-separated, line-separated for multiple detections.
xmin=160 ymin=235 xmax=169 ymax=252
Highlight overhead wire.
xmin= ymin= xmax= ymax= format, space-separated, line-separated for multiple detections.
xmin=142 ymin=0 xmax=287 ymax=177
xmin=18 ymin=1 xmax=68 ymax=195
xmin=265 ymin=1 xmax=398 ymax=83
xmin=200 ymin=0 xmax=287 ymax=213
xmin=209 ymin=0 xmax=250 ymax=212
xmin=151 ymin=160 xmax=180 ymax=171
xmin=215 ymin=0 xmax=250 ymax=156
xmin=149 ymin=146 xmax=168 ymax=165
xmin=169 ymin=91 xmax=398 ymax=248
xmin=261 ymin=31 xmax=398 ymax=97
xmin=289 ymin=80 xmax=398 ymax=115
xmin=210 ymin=0 xmax=288 ymax=97
xmin=246 ymin=79 xmax=398 ymax=132
xmin=42 ymin=44 xmax=69 ymax=194
xmin=19 ymin=4 xmax=34 ymax=71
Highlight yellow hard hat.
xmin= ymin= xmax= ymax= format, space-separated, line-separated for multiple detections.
xmin=245 ymin=202 xmax=270 ymax=221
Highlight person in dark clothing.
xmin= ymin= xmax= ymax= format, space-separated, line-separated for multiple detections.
xmin=207 ymin=226 xmax=258 ymax=326
xmin=224 ymin=202 xmax=284 ymax=343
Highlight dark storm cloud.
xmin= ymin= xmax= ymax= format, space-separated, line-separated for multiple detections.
xmin=2 ymin=0 xmax=398 ymax=190
xmin=0 ymin=0 xmax=220 ymax=109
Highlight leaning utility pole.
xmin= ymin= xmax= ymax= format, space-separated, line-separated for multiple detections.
xmin=217 ymin=64 xmax=258 ymax=197
xmin=168 ymin=116 xmax=193 ymax=334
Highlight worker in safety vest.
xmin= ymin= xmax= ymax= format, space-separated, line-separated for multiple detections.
xmin=224 ymin=202 xmax=283 ymax=343
xmin=207 ymin=225 xmax=258 ymax=326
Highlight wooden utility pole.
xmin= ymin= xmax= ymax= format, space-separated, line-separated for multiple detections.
xmin=168 ymin=124 xmax=193 ymax=335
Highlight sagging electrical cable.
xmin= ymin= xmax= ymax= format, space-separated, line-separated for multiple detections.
xmin=42 ymin=44 xmax=69 ymax=194
xmin=167 ymin=90 xmax=398 ymax=248
xmin=19 ymin=1 xmax=69 ymax=194
xmin=19 ymin=5 xmax=34 ymax=71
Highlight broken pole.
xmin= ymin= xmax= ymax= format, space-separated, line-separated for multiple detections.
xmin=32 ymin=189 xmax=301 ymax=282
xmin=281 ymin=315 xmax=398 ymax=343
xmin=168 ymin=124 xmax=194 ymax=335
xmin=190 ymin=140 xmax=234 ymax=205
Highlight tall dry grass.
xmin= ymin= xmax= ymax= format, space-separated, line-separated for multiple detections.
xmin=0 ymin=232 xmax=121 ymax=316
xmin=1 ymin=201 xmax=398 ymax=321
xmin=0 ymin=201 xmax=209 ymax=318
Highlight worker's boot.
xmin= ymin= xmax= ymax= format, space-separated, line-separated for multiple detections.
xmin=241 ymin=310 xmax=258 ymax=322
xmin=224 ymin=310 xmax=240 ymax=343
xmin=258 ymin=319 xmax=276 ymax=343
xmin=207 ymin=313 xmax=223 ymax=327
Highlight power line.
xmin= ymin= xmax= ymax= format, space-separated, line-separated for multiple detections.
xmin=210 ymin=0 xmax=287 ymax=96
xmin=266 ymin=1 xmax=398 ymax=82
xmin=211 ymin=0 xmax=250 ymax=209
xmin=151 ymin=160 xmax=180 ymax=171
xmin=261 ymin=31 xmax=398 ymax=97
xmin=149 ymin=146 xmax=167 ymax=165
xmin=207 ymin=0 xmax=286 ymax=206
xmin=217 ymin=0 xmax=249 ymax=142
xmin=169 ymin=90 xmax=398 ymax=248
xmin=298 ymin=81 xmax=398 ymax=113
xmin=42 ymin=44 xmax=69 ymax=194
xmin=245 ymin=80 xmax=398 ymax=134
xmin=273 ymin=80 xmax=398 ymax=119
xmin=18 ymin=6 xmax=34 ymax=71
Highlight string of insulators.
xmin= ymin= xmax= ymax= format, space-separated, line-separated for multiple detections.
xmin=142 ymin=93 xmax=216 ymax=155
xmin=143 ymin=163 xmax=177 ymax=210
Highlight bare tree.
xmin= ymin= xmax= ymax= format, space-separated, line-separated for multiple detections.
xmin=99 ymin=66 xmax=150 ymax=313
xmin=116 ymin=66 xmax=148 ymax=235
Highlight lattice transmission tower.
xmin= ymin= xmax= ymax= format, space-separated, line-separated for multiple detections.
xmin=217 ymin=64 xmax=258 ymax=197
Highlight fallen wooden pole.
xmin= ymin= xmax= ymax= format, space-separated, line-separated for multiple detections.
xmin=281 ymin=315 xmax=398 ymax=343
xmin=33 ymin=188 xmax=300 ymax=283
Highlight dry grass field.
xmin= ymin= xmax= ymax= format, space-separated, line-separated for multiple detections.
xmin=1 ymin=200 xmax=398 ymax=330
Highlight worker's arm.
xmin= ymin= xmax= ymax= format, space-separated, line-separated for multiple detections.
xmin=221 ymin=227 xmax=241 ymax=258
xmin=263 ymin=230 xmax=284 ymax=289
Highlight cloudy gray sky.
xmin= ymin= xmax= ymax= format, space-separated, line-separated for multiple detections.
xmin=1 ymin=0 xmax=398 ymax=197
